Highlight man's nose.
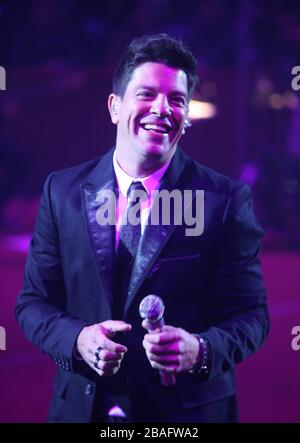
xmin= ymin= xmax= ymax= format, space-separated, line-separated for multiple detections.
xmin=150 ymin=95 xmax=171 ymax=117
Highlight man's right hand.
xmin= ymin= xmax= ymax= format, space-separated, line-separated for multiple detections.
xmin=76 ymin=320 xmax=132 ymax=377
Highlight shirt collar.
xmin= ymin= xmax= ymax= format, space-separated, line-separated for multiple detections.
xmin=113 ymin=149 xmax=171 ymax=197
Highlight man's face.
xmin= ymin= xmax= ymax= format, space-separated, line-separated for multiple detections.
xmin=108 ymin=62 xmax=189 ymax=173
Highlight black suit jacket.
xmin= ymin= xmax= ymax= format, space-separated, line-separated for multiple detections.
xmin=16 ymin=147 xmax=269 ymax=422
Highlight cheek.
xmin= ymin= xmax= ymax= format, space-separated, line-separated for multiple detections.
xmin=131 ymin=106 xmax=148 ymax=132
xmin=120 ymin=111 xmax=135 ymax=133
xmin=132 ymin=117 xmax=141 ymax=134
xmin=174 ymin=114 xmax=186 ymax=135
xmin=175 ymin=110 xmax=186 ymax=126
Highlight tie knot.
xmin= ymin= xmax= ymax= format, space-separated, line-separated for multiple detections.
xmin=127 ymin=181 xmax=146 ymax=200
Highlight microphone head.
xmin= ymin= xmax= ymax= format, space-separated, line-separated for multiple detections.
xmin=139 ymin=295 xmax=165 ymax=323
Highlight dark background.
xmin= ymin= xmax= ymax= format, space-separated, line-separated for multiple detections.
xmin=0 ymin=0 xmax=299 ymax=423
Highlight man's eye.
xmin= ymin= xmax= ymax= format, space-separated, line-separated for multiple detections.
xmin=171 ymin=97 xmax=186 ymax=106
xmin=137 ymin=91 xmax=154 ymax=98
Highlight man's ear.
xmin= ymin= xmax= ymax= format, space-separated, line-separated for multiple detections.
xmin=182 ymin=107 xmax=190 ymax=135
xmin=108 ymin=94 xmax=121 ymax=124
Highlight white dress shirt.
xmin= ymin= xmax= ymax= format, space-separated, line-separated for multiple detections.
xmin=113 ymin=150 xmax=171 ymax=248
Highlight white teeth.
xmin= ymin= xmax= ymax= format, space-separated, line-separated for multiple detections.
xmin=143 ymin=124 xmax=168 ymax=133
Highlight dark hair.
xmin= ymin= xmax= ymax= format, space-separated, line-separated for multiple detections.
xmin=112 ymin=33 xmax=198 ymax=99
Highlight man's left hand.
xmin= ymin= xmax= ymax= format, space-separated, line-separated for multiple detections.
xmin=142 ymin=322 xmax=200 ymax=373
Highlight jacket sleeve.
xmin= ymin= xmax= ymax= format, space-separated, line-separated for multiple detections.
xmin=202 ymin=183 xmax=269 ymax=380
xmin=15 ymin=173 xmax=88 ymax=372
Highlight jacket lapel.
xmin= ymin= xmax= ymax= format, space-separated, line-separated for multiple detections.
xmin=82 ymin=148 xmax=117 ymax=309
xmin=81 ymin=146 xmax=199 ymax=316
xmin=124 ymin=148 xmax=192 ymax=314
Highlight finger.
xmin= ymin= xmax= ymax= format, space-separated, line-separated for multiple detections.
xmin=101 ymin=320 xmax=132 ymax=337
xmin=96 ymin=359 xmax=121 ymax=371
xmin=161 ymin=325 xmax=177 ymax=332
xmin=142 ymin=320 xmax=148 ymax=330
xmin=94 ymin=361 xmax=121 ymax=377
xmin=142 ymin=320 xmax=161 ymax=332
xmin=142 ymin=324 xmax=176 ymax=333
xmin=89 ymin=355 xmax=122 ymax=377
xmin=141 ymin=320 xmax=161 ymax=332
xmin=98 ymin=349 xmax=125 ymax=361
xmin=144 ymin=330 xmax=179 ymax=345
xmin=98 ymin=366 xmax=120 ymax=377
xmin=96 ymin=335 xmax=128 ymax=353
xmin=147 ymin=352 xmax=180 ymax=365
xmin=142 ymin=340 xmax=180 ymax=355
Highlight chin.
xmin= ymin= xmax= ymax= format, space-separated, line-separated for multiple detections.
xmin=142 ymin=143 xmax=170 ymax=159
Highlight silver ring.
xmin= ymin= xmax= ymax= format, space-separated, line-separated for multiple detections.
xmin=93 ymin=357 xmax=100 ymax=369
xmin=95 ymin=346 xmax=102 ymax=360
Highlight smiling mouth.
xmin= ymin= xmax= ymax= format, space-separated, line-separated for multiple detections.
xmin=140 ymin=123 xmax=171 ymax=134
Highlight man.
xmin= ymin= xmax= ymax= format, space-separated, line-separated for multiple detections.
xmin=16 ymin=34 xmax=269 ymax=423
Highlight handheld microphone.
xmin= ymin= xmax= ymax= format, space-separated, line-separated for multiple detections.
xmin=139 ymin=295 xmax=176 ymax=386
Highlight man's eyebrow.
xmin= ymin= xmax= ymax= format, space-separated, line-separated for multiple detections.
xmin=169 ymin=91 xmax=188 ymax=98
xmin=136 ymin=85 xmax=187 ymax=97
xmin=135 ymin=85 xmax=156 ymax=91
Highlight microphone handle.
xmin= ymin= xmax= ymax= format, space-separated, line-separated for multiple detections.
xmin=147 ymin=318 xmax=176 ymax=386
